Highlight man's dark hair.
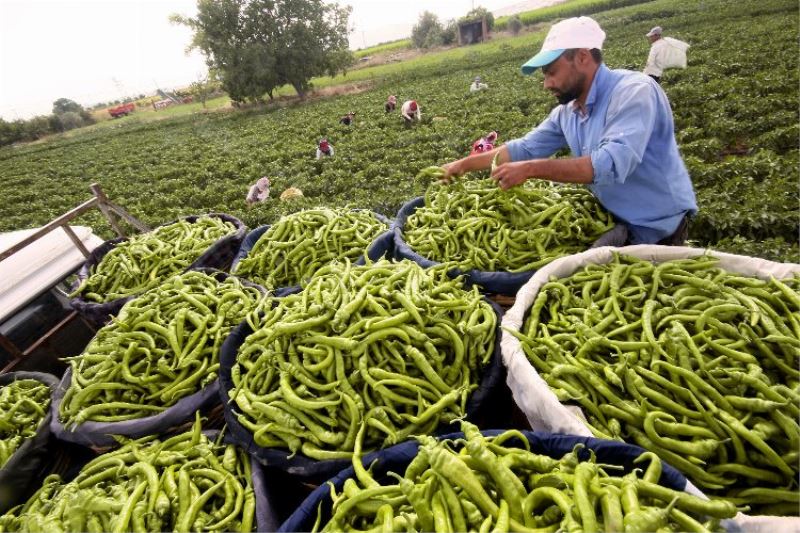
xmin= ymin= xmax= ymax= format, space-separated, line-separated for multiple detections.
xmin=563 ymin=48 xmax=603 ymax=64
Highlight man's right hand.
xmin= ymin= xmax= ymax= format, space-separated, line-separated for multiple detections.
xmin=440 ymin=146 xmax=508 ymax=184
xmin=440 ymin=161 xmax=465 ymax=184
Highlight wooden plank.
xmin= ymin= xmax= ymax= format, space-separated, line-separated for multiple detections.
xmin=61 ymin=225 xmax=91 ymax=258
xmin=0 ymin=333 xmax=24 ymax=359
xmin=90 ymin=183 xmax=125 ymax=237
xmin=21 ymin=310 xmax=82 ymax=357
xmin=106 ymin=201 xmax=150 ymax=233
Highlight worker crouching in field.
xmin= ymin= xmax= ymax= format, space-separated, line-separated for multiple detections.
xmin=401 ymin=100 xmax=421 ymax=124
xmin=441 ymin=16 xmax=697 ymax=247
xmin=385 ymin=95 xmax=397 ymax=113
xmin=316 ymin=138 xmax=334 ymax=159
xmin=470 ymin=76 xmax=489 ymax=92
xmin=245 ymin=176 xmax=270 ymax=207
xmin=470 ymin=131 xmax=499 ymax=155
xmin=339 ymin=111 xmax=356 ymax=126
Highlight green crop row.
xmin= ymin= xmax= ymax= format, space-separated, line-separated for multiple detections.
xmin=0 ymin=0 xmax=797 ymax=262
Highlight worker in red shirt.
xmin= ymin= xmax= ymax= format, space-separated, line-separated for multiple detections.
xmin=401 ymin=100 xmax=421 ymax=124
xmin=470 ymin=131 xmax=499 ymax=155
xmin=316 ymin=138 xmax=334 ymax=159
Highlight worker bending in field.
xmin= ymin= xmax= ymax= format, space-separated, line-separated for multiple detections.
xmin=401 ymin=100 xmax=421 ymax=124
xmin=339 ymin=111 xmax=356 ymax=126
xmin=316 ymin=138 xmax=334 ymax=159
xmin=245 ymin=176 xmax=271 ymax=207
xmin=643 ymin=26 xmax=690 ymax=84
xmin=385 ymin=95 xmax=397 ymax=113
xmin=470 ymin=76 xmax=489 ymax=92
xmin=441 ymin=17 xmax=697 ymax=246
xmin=471 ymin=131 xmax=499 ymax=155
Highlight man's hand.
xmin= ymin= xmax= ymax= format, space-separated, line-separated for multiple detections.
xmin=440 ymin=160 xmax=465 ymax=184
xmin=491 ymin=161 xmax=531 ymax=190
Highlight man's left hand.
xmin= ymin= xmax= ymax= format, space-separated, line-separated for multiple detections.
xmin=491 ymin=161 xmax=531 ymax=190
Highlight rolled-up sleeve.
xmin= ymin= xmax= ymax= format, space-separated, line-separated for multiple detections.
xmin=505 ymin=107 xmax=568 ymax=162
xmin=591 ymin=81 xmax=658 ymax=186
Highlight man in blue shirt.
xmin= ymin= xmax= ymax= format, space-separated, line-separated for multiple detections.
xmin=442 ymin=16 xmax=697 ymax=245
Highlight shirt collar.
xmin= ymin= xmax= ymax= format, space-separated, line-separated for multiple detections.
xmin=571 ymin=63 xmax=610 ymax=117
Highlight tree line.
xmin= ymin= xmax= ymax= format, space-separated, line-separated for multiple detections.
xmin=1 ymin=1 xmax=501 ymax=147
xmin=0 ymin=98 xmax=95 ymax=148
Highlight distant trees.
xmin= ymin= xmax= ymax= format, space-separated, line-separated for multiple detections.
xmin=51 ymin=98 xmax=94 ymax=132
xmin=442 ymin=19 xmax=458 ymax=45
xmin=508 ymin=15 xmax=523 ymax=35
xmin=191 ymin=69 xmax=223 ymax=108
xmin=171 ymin=0 xmax=353 ymax=102
xmin=0 ymin=97 xmax=99 ymax=147
xmin=411 ymin=11 xmax=445 ymax=49
xmin=0 ymin=116 xmax=53 ymax=146
xmin=412 ymin=6 xmax=494 ymax=49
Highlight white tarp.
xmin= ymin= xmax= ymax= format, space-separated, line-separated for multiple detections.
xmin=663 ymin=36 xmax=691 ymax=69
xmin=0 ymin=226 xmax=103 ymax=322
xmin=500 ymin=244 xmax=800 ymax=525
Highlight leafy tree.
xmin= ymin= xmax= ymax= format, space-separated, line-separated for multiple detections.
xmin=57 ymin=112 xmax=84 ymax=131
xmin=190 ymin=68 xmax=222 ymax=108
xmin=411 ymin=11 xmax=444 ymax=49
xmin=50 ymin=98 xmax=94 ymax=131
xmin=508 ymin=15 xmax=523 ymax=35
xmin=442 ymin=19 xmax=458 ymax=45
xmin=0 ymin=119 xmax=20 ymax=146
xmin=461 ymin=6 xmax=494 ymax=31
xmin=52 ymin=98 xmax=84 ymax=115
xmin=172 ymin=0 xmax=353 ymax=101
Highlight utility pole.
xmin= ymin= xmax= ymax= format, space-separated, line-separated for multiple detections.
xmin=362 ymin=30 xmax=366 ymax=48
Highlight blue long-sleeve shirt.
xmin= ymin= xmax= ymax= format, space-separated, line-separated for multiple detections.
xmin=505 ymin=64 xmax=697 ymax=244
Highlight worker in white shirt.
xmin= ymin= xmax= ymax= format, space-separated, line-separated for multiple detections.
xmin=245 ymin=176 xmax=270 ymax=207
xmin=401 ymin=100 xmax=421 ymax=124
xmin=316 ymin=138 xmax=334 ymax=159
xmin=469 ymin=76 xmax=489 ymax=92
xmin=644 ymin=26 xmax=690 ymax=84
xmin=643 ymin=26 xmax=669 ymax=83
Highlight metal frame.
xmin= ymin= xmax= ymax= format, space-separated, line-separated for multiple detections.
xmin=0 ymin=183 xmax=149 ymax=372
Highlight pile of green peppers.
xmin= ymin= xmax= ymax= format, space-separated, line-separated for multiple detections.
xmin=73 ymin=216 xmax=237 ymax=303
xmin=403 ymin=179 xmax=614 ymax=273
xmin=511 ymin=253 xmax=800 ymax=514
xmin=60 ymin=271 xmax=266 ymax=426
xmin=0 ymin=419 xmax=256 ymax=532
xmin=230 ymin=259 xmax=497 ymax=459
xmin=0 ymin=379 xmax=50 ymax=467
xmin=316 ymin=420 xmax=738 ymax=532
xmin=234 ymin=208 xmax=387 ymax=290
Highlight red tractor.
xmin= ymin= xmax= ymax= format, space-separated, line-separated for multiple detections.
xmin=108 ymin=102 xmax=135 ymax=118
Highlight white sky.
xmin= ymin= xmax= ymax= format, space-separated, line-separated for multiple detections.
xmin=0 ymin=0 xmax=553 ymax=120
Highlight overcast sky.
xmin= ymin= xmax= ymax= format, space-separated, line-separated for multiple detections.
xmin=0 ymin=0 xmax=554 ymax=120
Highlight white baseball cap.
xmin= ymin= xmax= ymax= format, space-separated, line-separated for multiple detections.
xmin=521 ymin=16 xmax=606 ymax=74
xmin=646 ymin=26 xmax=663 ymax=37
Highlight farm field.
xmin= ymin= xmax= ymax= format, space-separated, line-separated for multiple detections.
xmin=0 ymin=0 xmax=797 ymax=262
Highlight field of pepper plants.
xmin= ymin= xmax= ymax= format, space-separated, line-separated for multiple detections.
xmin=0 ymin=0 xmax=797 ymax=262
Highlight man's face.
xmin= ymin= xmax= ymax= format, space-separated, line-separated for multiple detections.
xmin=541 ymin=53 xmax=586 ymax=105
xmin=648 ymin=34 xmax=659 ymax=43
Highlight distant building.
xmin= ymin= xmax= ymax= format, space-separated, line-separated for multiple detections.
xmin=458 ymin=16 xmax=489 ymax=45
